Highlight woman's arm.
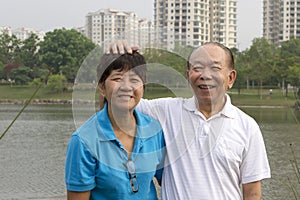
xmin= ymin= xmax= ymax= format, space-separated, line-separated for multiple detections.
xmin=67 ymin=190 xmax=91 ymax=200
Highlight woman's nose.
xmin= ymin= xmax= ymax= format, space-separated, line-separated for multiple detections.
xmin=119 ymin=77 xmax=134 ymax=90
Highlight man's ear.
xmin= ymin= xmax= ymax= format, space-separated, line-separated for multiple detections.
xmin=228 ymin=70 xmax=237 ymax=89
xmin=186 ymin=70 xmax=190 ymax=81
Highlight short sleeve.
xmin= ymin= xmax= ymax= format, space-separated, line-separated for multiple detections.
xmin=240 ymin=121 xmax=271 ymax=184
xmin=137 ymin=98 xmax=175 ymax=123
xmin=155 ymin=128 xmax=166 ymax=182
xmin=65 ymin=134 xmax=97 ymax=191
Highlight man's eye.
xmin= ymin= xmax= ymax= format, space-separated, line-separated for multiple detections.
xmin=192 ymin=65 xmax=203 ymax=71
xmin=211 ymin=66 xmax=221 ymax=71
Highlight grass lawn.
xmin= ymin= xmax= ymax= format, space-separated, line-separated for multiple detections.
xmin=0 ymin=85 xmax=297 ymax=107
xmin=0 ymin=85 xmax=72 ymax=100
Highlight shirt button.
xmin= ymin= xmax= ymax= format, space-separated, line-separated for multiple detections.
xmin=203 ymin=123 xmax=209 ymax=135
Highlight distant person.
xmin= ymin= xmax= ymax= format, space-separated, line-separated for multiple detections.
xmin=106 ymin=41 xmax=271 ymax=199
xmin=65 ymin=51 xmax=165 ymax=199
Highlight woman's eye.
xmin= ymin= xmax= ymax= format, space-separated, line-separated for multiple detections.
xmin=130 ymin=78 xmax=141 ymax=83
xmin=112 ymin=77 xmax=122 ymax=82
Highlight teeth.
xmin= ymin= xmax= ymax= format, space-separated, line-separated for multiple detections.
xmin=199 ymin=85 xmax=212 ymax=89
xmin=119 ymin=95 xmax=132 ymax=99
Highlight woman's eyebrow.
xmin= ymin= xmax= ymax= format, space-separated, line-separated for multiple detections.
xmin=110 ymin=72 xmax=124 ymax=76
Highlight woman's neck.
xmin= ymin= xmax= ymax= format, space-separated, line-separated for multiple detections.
xmin=107 ymin=105 xmax=137 ymax=155
xmin=108 ymin=106 xmax=136 ymax=137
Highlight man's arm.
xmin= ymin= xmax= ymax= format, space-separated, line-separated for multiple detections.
xmin=67 ymin=190 xmax=90 ymax=200
xmin=242 ymin=181 xmax=262 ymax=200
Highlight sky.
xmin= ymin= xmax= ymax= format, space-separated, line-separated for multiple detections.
xmin=0 ymin=0 xmax=262 ymax=50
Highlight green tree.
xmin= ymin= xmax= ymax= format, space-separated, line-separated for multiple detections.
xmin=232 ymin=48 xmax=246 ymax=94
xmin=19 ymin=33 xmax=40 ymax=67
xmin=173 ymin=42 xmax=194 ymax=61
xmin=247 ymin=38 xmax=278 ymax=99
xmin=0 ymin=33 xmax=21 ymax=65
xmin=46 ymin=74 xmax=67 ymax=93
xmin=279 ymin=38 xmax=300 ymax=97
xmin=0 ymin=61 xmax=5 ymax=80
xmin=235 ymin=50 xmax=254 ymax=90
xmin=144 ymin=48 xmax=187 ymax=75
xmin=10 ymin=66 xmax=32 ymax=84
xmin=287 ymin=65 xmax=300 ymax=99
xmin=75 ymin=46 xmax=102 ymax=83
xmin=29 ymin=78 xmax=43 ymax=88
xmin=39 ymin=28 xmax=96 ymax=82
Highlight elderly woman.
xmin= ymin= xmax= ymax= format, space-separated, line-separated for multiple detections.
xmin=65 ymin=51 xmax=165 ymax=199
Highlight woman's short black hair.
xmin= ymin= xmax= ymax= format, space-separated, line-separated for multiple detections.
xmin=97 ymin=51 xmax=147 ymax=85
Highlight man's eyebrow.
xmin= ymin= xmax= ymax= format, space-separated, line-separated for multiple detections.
xmin=212 ymin=61 xmax=222 ymax=65
xmin=191 ymin=60 xmax=222 ymax=66
xmin=190 ymin=61 xmax=202 ymax=65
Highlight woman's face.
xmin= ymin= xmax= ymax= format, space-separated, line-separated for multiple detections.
xmin=99 ymin=69 xmax=144 ymax=112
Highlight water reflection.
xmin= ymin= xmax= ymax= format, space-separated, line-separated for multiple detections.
xmin=0 ymin=105 xmax=299 ymax=199
xmin=0 ymin=105 xmax=74 ymax=199
xmin=240 ymin=106 xmax=300 ymax=200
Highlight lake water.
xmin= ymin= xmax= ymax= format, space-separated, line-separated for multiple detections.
xmin=0 ymin=104 xmax=299 ymax=200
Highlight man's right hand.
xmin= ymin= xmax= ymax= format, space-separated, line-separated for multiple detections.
xmin=105 ymin=40 xmax=139 ymax=55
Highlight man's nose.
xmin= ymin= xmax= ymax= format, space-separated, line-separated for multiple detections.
xmin=199 ymin=68 xmax=212 ymax=79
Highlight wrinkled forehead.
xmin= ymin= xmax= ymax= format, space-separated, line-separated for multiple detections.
xmin=189 ymin=45 xmax=227 ymax=65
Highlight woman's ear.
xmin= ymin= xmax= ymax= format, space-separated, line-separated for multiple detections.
xmin=98 ymin=83 xmax=106 ymax=110
xmin=98 ymin=83 xmax=105 ymax=97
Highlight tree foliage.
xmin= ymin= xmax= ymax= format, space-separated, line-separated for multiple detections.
xmin=0 ymin=33 xmax=21 ymax=64
xmin=10 ymin=66 xmax=32 ymax=84
xmin=19 ymin=33 xmax=40 ymax=69
xmin=143 ymin=48 xmax=187 ymax=75
xmin=46 ymin=74 xmax=67 ymax=93
xmin=39 ymin=28 xmax=96 ymax=82
xmin=0 ymin=28 xmax=299 ymax=98
xmin=279 ymin=39 xmax=300 ymax=85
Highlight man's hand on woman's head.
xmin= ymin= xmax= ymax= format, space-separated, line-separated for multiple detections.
xmin=105 ymin=40 xmax=139 ymax=55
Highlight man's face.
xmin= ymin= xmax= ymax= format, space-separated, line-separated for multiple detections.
xmin=186 ymin=44 xmax=236 ymax=106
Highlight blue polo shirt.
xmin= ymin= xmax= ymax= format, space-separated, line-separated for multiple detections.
xmin=65 ymin=104 xmax=165 ymax=200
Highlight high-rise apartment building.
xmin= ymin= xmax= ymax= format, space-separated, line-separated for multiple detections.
xmin=85 ymin=9 xmax=154 ymax=48
xmin=12 ymin=27 xmax=45 ymax=41
xmin=263 ymin=0 xmax=300 ymax=45
xmin=0 ymin=26 xmax=12 ymax=35
xmin=154 ymin=0 xmax=237 ymax=50
xmin=0 ymin=26 xmax=45 ymax=41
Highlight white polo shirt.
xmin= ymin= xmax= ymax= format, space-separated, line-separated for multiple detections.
xmin=137 ymin=95 xmax=271 ymax=200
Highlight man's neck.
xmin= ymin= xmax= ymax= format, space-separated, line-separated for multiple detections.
xmin=196 ymin=96 xmax=227 ymax=119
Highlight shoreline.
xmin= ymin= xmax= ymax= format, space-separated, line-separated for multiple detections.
xmin=0 ymin=99 xmax=296 ymax=109
xmin=0 ymin=99 xmax=97 ymax=105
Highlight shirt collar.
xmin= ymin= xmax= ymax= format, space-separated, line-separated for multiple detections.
xmin=96 ymin=103 xmax=155 ymax=142
xmin=96 ymin=103 xmax=116 ymax=141
xmin=183 ymin=94 xmax=236 ymax=119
